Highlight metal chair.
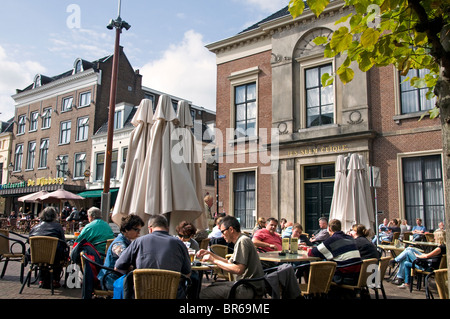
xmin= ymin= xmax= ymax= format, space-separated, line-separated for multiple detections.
xmin=80 ymin=251 xmax=123 ymax=299
xmin=0 ymin=229 xmax=27 ymax=283
xmin=20 ymin=236 xmax=59 ymax=295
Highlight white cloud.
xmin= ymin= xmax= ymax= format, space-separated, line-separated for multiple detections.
xmin=139 ymin=30 xmax=216 ymax=110
xmin=0 ymin=46 xmax=46 ymax=121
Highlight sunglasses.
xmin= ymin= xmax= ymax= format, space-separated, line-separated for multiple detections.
xmin=220 ymin=227 xmax=230 ymax=234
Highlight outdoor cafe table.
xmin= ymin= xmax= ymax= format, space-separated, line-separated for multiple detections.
xmin=403 ymin=240 xmax=438 ymax=253
xmin=258 ymin=251 xmax=321 ymax=263
xmin=191 ymin=262 xmax=217 ymax=299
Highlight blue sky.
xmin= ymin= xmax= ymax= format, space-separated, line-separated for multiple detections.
xmin=0 ymin=0 xmax=288 ymax=122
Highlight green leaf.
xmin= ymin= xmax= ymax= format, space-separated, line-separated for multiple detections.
xmin=307 ymin=0 xmax=330 ymax=17
xmin=330 ymin=27 xmax=352 ymax=53
xmin=429 ymin=107 xmax=440 ymax=119
xmin=321 ymin=72 xmax=334 ymax=87
xmin=337 ymin=66 xmax=355 ymax=84
xmin=335 ymin=13 xmax=353 ymax=25
xmin=288 ymin=0 xmax=305 ymax=19
xmin=358 ymin=51 xmax=374 ymax=72
xmin=361 ymin=28 xmax=380 ymax=48
xmin=313 ymin=36 xmax=329 ymax=46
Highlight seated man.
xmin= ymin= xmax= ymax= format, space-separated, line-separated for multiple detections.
xmin=197 ymin=216 xmax=265 ymax=299
xmin=309 ymin=217 xmax=330 ymax=245
xmin=308 ymin=219 xmax=362 ymax=285
xmin=412 ymin=218 xmax=427 ymax=241
xmin=252 ymin=217 xmax=282 ymax=252
xmin=74 ymin=207 xmax=115 ymax=254
xmin=114 ymin=215 xmax=191 ymax=299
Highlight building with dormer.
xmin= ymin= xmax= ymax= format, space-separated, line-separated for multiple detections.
xmin=206 ymin=3 xmax=444 ymax=233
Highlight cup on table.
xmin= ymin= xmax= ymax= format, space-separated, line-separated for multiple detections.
xmin=188 ymin=249 xmax=196 ymax=263
xmin=74 ymin=231 xmax=80 ymax=237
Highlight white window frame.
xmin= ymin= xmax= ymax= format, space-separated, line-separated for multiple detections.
xmin=41 ymin=107 xmax=52 ymax=129
xmin=76 ymin=117 xmax=89 ymax=141
xmin=17 ymin=115 xmax=26 ymax=135
xmin=62 ymin=96 xmax=73 ymax=112
xmin=38 ymin=138 xmax=49 ymax=169
xmin=79 ymin=91 xmax=91 ymax=108
xmin=29 ymin=111 xmax=39 ymax=132
xmin=59 ymin=120 xmax=71 ymax=145
xmin=298 ymin=56 xmax=336 ymax=129
xmin=26 ymin=141 xmax=36 ymax=170
xmin=74 ymin=153 xmax=86 ymax=179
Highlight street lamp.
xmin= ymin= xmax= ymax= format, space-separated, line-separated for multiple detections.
xmin=7 ymin=163 xmax=24 ymax=181
xmin=102 ymin=0 xmax=130 ymax=221
xmin=55 ymin=156 xmax=71 ymax=177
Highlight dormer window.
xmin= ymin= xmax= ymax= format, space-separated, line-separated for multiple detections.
xmin=33 ymin=74 xmax=41 ymax=89
xmin=73 ymin=58 xmax=83 ymax=74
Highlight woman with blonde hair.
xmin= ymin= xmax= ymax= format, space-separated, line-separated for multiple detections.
xmin=392 ymin=229 xmax=446 ymax=288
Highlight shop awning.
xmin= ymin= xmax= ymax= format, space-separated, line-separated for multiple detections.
xmin=77 ymin=188 xmax=119 ymax=198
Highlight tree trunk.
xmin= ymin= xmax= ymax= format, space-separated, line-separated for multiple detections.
xmin=437 ymin=71 xmax=450 ymax=298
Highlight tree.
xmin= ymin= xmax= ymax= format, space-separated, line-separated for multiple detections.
xmin=288 ymin=0 xmax=450 ymax=294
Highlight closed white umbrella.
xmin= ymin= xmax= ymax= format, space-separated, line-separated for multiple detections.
xmin=329 ymin=155 xmax=347 ymax=223
xmin=111 ymin=99 xmax=155 ymax=228
xmin=174 ymin=100 xmax=206 ymax=231
xmin=344 ymin=154 xmax=374 ymax=232
xmin=135 ymin=95 xmax=202 ymax=234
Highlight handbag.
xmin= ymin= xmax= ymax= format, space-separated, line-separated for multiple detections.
xmin=414 ymin=256 xmax=441 ymax=272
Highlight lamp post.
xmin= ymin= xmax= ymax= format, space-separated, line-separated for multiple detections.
xmin=101 ymin=0 xmax=130 ymax=222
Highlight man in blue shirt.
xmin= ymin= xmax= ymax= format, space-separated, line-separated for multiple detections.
xmin=114 ymin=215 xmax=191 ymax=298
xmin=412 ymin=218 xmax=427 ymax=241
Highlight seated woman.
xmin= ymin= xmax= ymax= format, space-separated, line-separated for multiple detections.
xmin=391 ymin=229 xmax=446 ymax=288
xmin=28 ymin=207 xmax=68 ymax=289
xmin=98 ymin=215 xmax=144 ymax=290
xmin=175 ymin=221 xmax=199 ymax=251
xmin=353 ymin=224 xmax=379 ymax=260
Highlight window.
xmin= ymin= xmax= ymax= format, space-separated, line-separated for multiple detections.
xmin=30 ymin=111 xmax=39 ymax=131
xmin=17 ymin=115 xmax=26 ymax=135
xmin=56 ymin=155 xmax=69 ymax=178
xmin=403 ymin=155 xmax=444 ymax=231
xmin=121 ymin=147 xmax=128 ymax=177
xmin=206 ymin=163 xmax=215 ymax=186
xmin=111 ymin=150 xmax=118 ymax=179
xmin=74 ymin=60 xmax=83 ymax=74
xmin=305 ymin=64 xmax=334 ymax=127
xmin=400 ymin=69 xmax=436 ymax=114
xmin=62 ymin=96 xmax=73 ymax=112
xmin=39 ymin=139 xmax=49 ymax=168
xmin=74 ymin=153 xmax=86 ymax=178
xmin=33 ymin=74 xmax=41 ymax=89
xmin=233 ymin=171 xmax=255 ymax=229
xmin=95 ymin=153 xmax=104 ymax=181
xmin=114 ymin=110 xmax=123 ymax=130
xmin=79 ymin=91 xmax=91 ymax=107
xmin=26 ymin=141 xmax=36 ymax=170
xmin=235 ymin=83 xmax=257 ymax=138
xmin=42 ymin=107 xmax=52 ymax=129
xmin=60 ymin=121 xmax=71 ymax=144
xmin=76 ymin=117 xmax=89 ymax=141
xmin=14 ymin=144 xmax=23 ymax=171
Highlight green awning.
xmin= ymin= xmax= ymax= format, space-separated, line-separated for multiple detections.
xmin=77 ymin=188 xmax=119 ymax=198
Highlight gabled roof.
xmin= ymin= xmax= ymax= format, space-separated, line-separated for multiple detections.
xmin=239 ymin=6 xmax=291 ymax=34
xmin=16 ymin=54 xmax=112 ymax=94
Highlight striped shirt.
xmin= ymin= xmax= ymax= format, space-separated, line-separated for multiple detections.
xmin=309 ymin=231 xmax=362 ymax=275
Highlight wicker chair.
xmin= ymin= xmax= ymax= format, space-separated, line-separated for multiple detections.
xmin=210 ymin=244 xmax=234 ymax=281
xmin=331 ymin=258 xmax=379 ymax=299
xmin=381 ymin=232 xmax=400 ymax=245
xmin=0 ymin=229 xmax=27 ymax=283
xmin=20 ymin=236 xmax=59 ymax=295
xmin=425 ymin=268 xmax=448 ymax=299
xmin=371 ymin=256 xmax=392 ymax=299
xmin=298 ymin=261 xmax=336 ymax=299
xmin=199 ymin=238 xmax=210 ymax=250
xmin=133 ymin=269 xmax=185 ymax=299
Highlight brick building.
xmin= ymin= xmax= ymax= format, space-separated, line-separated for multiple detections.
xmin=1 ymin=47 xmax=145 ymax=216
xmin=207 ymin=3 xmax=444 ymax=233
